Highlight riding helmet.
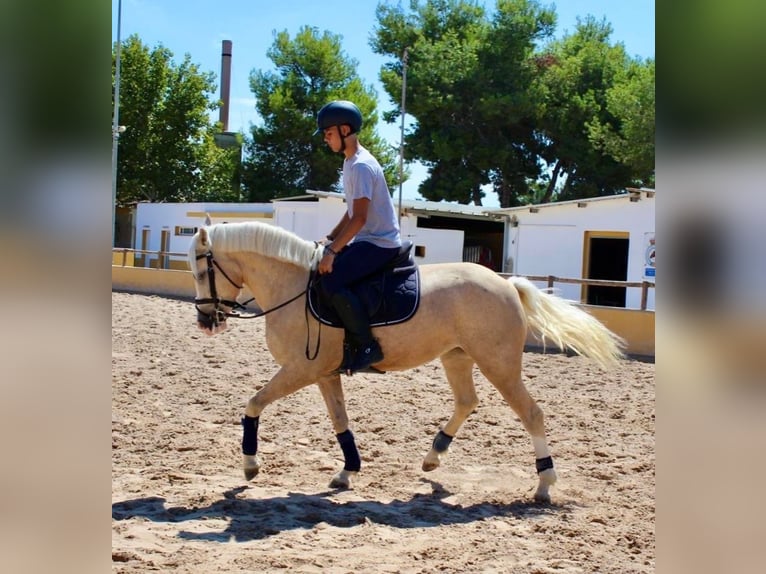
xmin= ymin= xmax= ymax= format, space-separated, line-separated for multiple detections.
xmin=313 ymin=100 xmax=363 ymax=136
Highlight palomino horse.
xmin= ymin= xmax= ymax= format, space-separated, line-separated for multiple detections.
xmin=188 ymin=219 xmax=624 ymax=503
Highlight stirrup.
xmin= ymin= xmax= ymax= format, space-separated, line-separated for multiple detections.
xmin=344 ymin=340 xmax=385 ymax=375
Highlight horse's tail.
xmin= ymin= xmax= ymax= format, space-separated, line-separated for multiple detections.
xmin=508 ymin=276 xmax=626 ymax=369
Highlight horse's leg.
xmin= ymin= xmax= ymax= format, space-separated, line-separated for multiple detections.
xmin=241 ymin=366 xmax=314 ymax=481
xmin=478 ymin=356 xmax=557 ymax=504
xmin=316 ymin=373 xmax=360 ymax=489
xmin=423 ymin=348 xmax=479 ymax=472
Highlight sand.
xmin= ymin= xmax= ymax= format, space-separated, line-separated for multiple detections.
xmin=112 ymin=291 xmax=655 ymax=573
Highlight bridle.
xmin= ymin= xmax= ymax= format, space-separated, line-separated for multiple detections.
xmin=193 ymin=252 xmax=249 ymax=327
xmin=193 ymin=252 xmax=316 ymax=356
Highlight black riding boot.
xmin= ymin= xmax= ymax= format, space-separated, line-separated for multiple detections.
xmin=330 ymin=289 xmax=384 ymax=375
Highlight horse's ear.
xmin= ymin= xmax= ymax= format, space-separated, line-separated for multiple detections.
xmin=199 ymin=227 xmax=209 ymax=247
xmin=204 ymin=213 xmax=212 ymax=226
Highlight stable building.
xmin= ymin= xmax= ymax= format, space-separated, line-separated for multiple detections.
xmin=496 ymin=188 xmax=655 ymax=311
xmin=118 ymin=188 xmax=654 ymax=312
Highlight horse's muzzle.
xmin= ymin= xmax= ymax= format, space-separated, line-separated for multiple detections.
xmin=197 ymin=310 xmax=228 ymax=335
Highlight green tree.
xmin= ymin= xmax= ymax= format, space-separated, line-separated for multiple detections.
xmin=588 ymin=58 xmax=655 ymax=188
xmin=113 ymin=34 xmax=239 ymax=204
xmin=372 ymin=0 xmax=555 ymax=207
xmin=198 ymin=131 xmax=245 ymax=202
xmin=535 ymin=17 xmax=640 ymax=202
xmin=241 ymin=26 xmax=399 ymax=201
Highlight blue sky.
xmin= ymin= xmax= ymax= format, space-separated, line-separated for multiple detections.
xmin=112 ymin=0 xmax=655 ymax=205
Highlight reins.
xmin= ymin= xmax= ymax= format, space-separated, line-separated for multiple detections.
xmin=194 ymin=250 xmax=323 ymax=360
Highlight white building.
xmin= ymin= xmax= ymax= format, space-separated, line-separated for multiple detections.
xmin=130 ymin=201 xmax=274 ymax=269
xmin=496 ymin=188 xmax=655 ymax=310
xmin=123 ymin=188 xmax=654 ymax=310
xmin=273 ymin=191 xmax=501 ymax=267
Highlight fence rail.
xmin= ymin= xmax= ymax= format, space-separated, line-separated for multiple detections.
xmin=113 ymin=249 xmax=655 ymax=311
xmin=498 ymin=273 xmax=655 ymax=311
xmin=112 ymin=247 xmax=188 ymax=268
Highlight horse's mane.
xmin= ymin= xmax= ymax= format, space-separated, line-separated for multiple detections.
xmin=207 ymin=222 xmax=320 ymax=269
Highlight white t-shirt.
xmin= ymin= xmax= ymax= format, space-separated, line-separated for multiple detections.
xmin=342 ymin=145 xmax=401 ymax=248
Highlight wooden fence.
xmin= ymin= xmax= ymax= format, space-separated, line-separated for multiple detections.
xmin=498 ymin=273 xmax=655 ymax=311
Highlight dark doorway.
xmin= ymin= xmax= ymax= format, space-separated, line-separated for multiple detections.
xmin=416 ymin=215 xmax=505 ymax=271
xmin=586 ymin=236 xmax=628 ymax=307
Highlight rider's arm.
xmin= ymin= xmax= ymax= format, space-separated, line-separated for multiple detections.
xmin=326 ymin=212 xmax=350 ymax=243
xmin=328 ymin=198 xmax=369 ymax=253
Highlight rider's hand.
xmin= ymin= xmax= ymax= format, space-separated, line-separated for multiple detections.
xmin=318 ymin=251 xmax=335 ymax=274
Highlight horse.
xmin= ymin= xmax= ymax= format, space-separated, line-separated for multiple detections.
xmin=187 ymin=218 xmax=624 ymax=503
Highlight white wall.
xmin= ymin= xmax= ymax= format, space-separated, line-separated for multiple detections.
xmin=506 ymin=194 xmax=655 ymax=310
xmin=509 ymin=223 xmax=582 ymax=301
xmin=274 ymin=197 xmax=466 ymax=266
xmin=134 ymin=202 xmax=273 ymax=264
xmin=400 ymin=216 xmax=464 ymax=265
xmin=273 ymin=198 xmax=347 ymax=240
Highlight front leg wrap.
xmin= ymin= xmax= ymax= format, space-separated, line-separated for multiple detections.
xmin=242 ymin=415 xmax=260 ymax=455
xmin=336 ymin=429 xmax=361 ymax=472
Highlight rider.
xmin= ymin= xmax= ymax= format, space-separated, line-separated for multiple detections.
xmin=314 ymin=100 xmax=402 ymax=375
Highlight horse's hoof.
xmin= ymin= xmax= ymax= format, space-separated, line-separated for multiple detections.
xmin=329 ymin=476 xmax=349 ymax=489
xmin=243 ymin=454 xmax=260 ymax=481
xmin=533 ymin=491 xmax=551 ymax=504
xmin=422 ymin=449 xmax=441 ymax=472
xmin=329 ymin=469 xmax=355 ymax=489
xmin=244 ymin=467 xmax=259 ymax=481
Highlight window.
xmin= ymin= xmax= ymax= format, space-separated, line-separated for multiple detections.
xmin=175 ymin=226 xmax=198 ymax=236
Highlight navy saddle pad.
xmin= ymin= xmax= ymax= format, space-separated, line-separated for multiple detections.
xmin=308 ymin=241 xmax=420 ymax=328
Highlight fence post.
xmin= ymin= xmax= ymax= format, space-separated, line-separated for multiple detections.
xmin=641 ymin=281 xmax=649 ymax=310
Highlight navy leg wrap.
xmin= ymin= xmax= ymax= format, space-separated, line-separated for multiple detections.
xmin=336 ymin=429 xmax=361 ymax=472
xmin=432 ymin=430 xmax=453 ymax=453
xmin=536 ymin=456 xmax=554 ymax=473
xmin=241 ymin=415 xmax=259 ymax=456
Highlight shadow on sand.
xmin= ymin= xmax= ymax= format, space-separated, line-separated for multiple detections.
xmin=112 ymin=479 xmax=567 ymax=543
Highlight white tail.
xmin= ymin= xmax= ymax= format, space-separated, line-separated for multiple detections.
xmin=509 ymin=276 xmax=626 ymax=369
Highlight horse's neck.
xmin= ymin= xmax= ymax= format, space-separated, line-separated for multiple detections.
xmin=239 ymin=252 xmax=309 ymax=308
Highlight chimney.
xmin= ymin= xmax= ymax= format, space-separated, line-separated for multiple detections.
xmin=219 ymin=40 xmax=232 ymax=131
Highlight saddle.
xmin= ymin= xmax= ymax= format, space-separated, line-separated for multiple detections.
xmin=308 ymin=241 xmax=420 ymax=328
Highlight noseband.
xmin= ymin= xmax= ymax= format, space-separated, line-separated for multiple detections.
xmin=194 ymin=251 xmax=250 ymax=327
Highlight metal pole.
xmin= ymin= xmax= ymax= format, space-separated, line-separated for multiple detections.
xmin=111 ymin=0 xmax=123 ymax=248
xmin=397 ymin=47 xmax=408 ymax=225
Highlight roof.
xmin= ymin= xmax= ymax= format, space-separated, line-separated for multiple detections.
xmin=491 ymin=188 xmax=656 ymax=214
xmin=275 ymin=187 xmax=655 ymax=220
xmin=300 ymin=190 xmax=502 ymax=221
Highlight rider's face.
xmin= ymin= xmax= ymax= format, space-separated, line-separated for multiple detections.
xmin=323 ymin=126 xmax=345 ymax=152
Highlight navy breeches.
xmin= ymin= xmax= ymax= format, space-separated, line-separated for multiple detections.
xmin=320 ymin=241 xmax=399 ymax=297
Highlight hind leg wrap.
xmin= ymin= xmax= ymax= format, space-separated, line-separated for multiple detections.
xmin=534 ymin=456 xmax=557 ymax=503
xmin=423 ymin=430 xmax=454 ymax=472
xmin=535 ymin=456 xmax=554 ymax=473
xmin=432 ymin=430 xmax=454 ymax=453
